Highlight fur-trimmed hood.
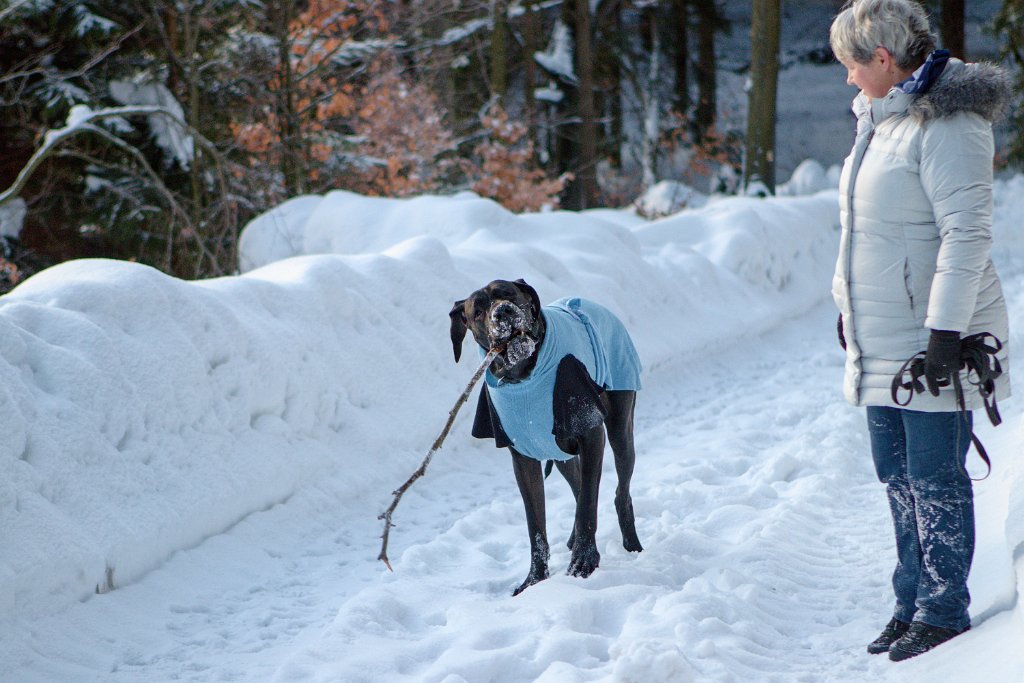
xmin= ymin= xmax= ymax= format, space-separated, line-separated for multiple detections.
xmin=909 ymin=58 xmax=1013 ymax=123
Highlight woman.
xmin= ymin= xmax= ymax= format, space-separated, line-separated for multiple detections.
xmin=829 ymin=0 xmax=1011 ymax=662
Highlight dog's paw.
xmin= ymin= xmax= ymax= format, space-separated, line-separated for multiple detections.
xmin=623 ymin=535 xmax=644 ymax=553
xmin=567 ymin=541 xmax=600 ymax=578
xmin=513 ymin=567 xmax=549 ymax=596
xmin=615 ymin=495 xmax=643 ymax=553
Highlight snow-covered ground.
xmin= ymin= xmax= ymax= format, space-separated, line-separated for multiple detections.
xmin=1 ymin=167 xmax=1023 ymax=681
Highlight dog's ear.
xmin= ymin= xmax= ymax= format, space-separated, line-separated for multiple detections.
xmin=513 ymin=278 xmax=542 ymax=316
xmin=449 ymin=299 xmax=468 ymax=362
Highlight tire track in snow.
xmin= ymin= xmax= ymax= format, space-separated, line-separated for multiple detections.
xmin=608 ymin=303 xmax=895 ymax=683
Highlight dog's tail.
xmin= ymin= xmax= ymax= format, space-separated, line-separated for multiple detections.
xmin=544 ymin=460 xmax=554 ymax=479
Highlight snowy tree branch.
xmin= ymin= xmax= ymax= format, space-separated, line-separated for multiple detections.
xmin=65 ymin=122 xmax=190 ymax=270
xmin=0 ymin=23 xmax=142 ymax=88
xmin=0 ymin=103 xmax=241 ymax=275
xmin=0 ymin=0 xmax=33 ymax=22
xmin=0 ymin=106 xmax=177 ymax=207
xmin=0 ymin=105 xmax=227 ymax=213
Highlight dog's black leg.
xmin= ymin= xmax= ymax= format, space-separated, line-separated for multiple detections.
xmin=567 ymin=425 xmax=604 ymax=578
xmin=553 ymin=457 xmax=581 ymax=549
xmin=511 ymin=448 xmax=550 ymax=595
xmin=606 ymin=390 xmax=643 ymax=553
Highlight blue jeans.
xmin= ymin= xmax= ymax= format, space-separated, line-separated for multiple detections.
xmin=866 ymin=406 xmax=974 ymax=632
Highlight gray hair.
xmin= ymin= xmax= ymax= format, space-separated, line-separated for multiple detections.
xmin=830 ymin=0 xmax=935 ymax=69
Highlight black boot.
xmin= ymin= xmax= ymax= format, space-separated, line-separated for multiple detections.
xmin=889 ymin=621 xmax=968 ymax=661
xmin=867 ymin=617 xmax=911 ymax=654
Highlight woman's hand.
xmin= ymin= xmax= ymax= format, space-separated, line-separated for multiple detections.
xmin=924 ymin=329 xmax=961 ymax=396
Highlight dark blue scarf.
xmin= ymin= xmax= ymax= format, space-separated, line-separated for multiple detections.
xmin=896 ymin=49 xmax=950 ymax=95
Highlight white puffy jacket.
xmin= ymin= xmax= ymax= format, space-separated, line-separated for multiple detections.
xmin=833 ymin=58 xmax=1012 ymax=410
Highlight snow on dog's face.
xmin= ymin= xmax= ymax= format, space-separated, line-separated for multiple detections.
xmin=449 ymin=279 xmax=544 ymax=382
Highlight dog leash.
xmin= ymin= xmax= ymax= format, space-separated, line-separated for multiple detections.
xmin=890 ymin=332 xmax=1004 ymax=481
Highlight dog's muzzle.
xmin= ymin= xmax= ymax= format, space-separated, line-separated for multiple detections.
xmin=486 ymin=301 xmax=537 ymax=372
xmin=487 ymin=301 xmax=532 ymax=344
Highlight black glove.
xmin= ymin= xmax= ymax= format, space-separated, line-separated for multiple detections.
xmin=924 ymin=329 xmax=961 ymax=396
xmin=837 ymin=314 xmax=846 ymax=351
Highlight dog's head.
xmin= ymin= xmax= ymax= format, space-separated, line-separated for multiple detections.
xmin=449 ymin=279 xmax=544 ymax=382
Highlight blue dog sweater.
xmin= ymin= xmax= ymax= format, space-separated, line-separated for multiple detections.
xmin=476 ymin=297 xmax=642 ymax=461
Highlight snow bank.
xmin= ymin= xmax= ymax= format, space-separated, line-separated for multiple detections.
xmin=776 ymin=158 xmax=841 ymax=196
xmin=990 ymin=174 xmax=1024 ymax=624
xmin=0 ymin=252 xmax=474 ymax=620
xmin=238 ymin=188 xmax=842 ymax=366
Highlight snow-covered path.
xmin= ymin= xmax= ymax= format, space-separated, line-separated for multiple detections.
xmin=5 ymin=297 xmax=1019 ymax=682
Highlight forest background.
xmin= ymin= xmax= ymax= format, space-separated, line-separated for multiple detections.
xmin=1 ymin=0 xmax=1022 ymax=292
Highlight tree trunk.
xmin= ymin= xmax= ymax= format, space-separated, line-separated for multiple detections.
xmin=641 ymin=7 xmax=661 ymax=190
xmin=940 ymin=0 xmax=965 ymax=60
xmin=163 ymin=7 xmax=179 ymax=95
xmin=270 ymin=0 xmax=305 ymax=197
xmin=183 ymin=6 xmax=203 ymax=275
xmin=743 ymin=0 xmax=780 ymax=193
xmin=606 ymin=6 xmax=624 ymax=169
xmin=522 ymin=0 xmax=541 ymax=151
xmin=694 ymin=0 xmax=717 ymax=140
xmin=672 ymin=0 xmax=690 ymax=117
xmin=573 ymin=0 xmax=600 ymax=208
xmin=490 ymin=0 xmax=509 ymax=99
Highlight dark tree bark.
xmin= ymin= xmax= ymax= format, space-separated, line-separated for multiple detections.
xmin=490 ymin=0 xmax=509 ymax=98
xmin=693 ymin=0 xmax=718 ymax=140
xmin=522 ymin=0 xmax=541 ymax=147
xmin=267 ymin=0 xmax=305 ymax=197
xmin=940 ymin=0 xmax=965 ymax=59
xmin=672 ymin=0 xmax=690 ymax=117
xmin=589 ymin=0 xmax=624 ymax=169
xmin=743 ymin=0 xmax=780 ymax=192
xmin=572 ymin=0 xmax=600 ymax=208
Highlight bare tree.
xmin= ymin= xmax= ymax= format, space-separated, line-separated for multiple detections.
xmin=490 ymin=0 xmax=510 ymax=99
xmin=521 ymin=0 xmax=543 ymax=150
xmin=743 ymin=0 xmax=780 ymax=193
xmin=939 ymin=0 xmax=964 ymax=59
xmin=693 ymin=0 xmax=721 ymax=140
xmin=572 ymin=0 xmax=600 ymax=208
xmin=639 ymin=4 xmax=663 ymax=190
xmin=671 ymin=0 xmax=691 ymax=117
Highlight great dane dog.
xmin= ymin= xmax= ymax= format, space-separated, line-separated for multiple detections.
xmin=449 ymin=279 xmax=643 ymax=595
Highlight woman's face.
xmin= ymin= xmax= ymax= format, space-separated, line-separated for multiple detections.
xmin=840 ymin=47 xmax=898 ymax=100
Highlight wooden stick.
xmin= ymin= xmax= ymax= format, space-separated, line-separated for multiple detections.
xmin=377 ymin=348 xmax=499 ymax=571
